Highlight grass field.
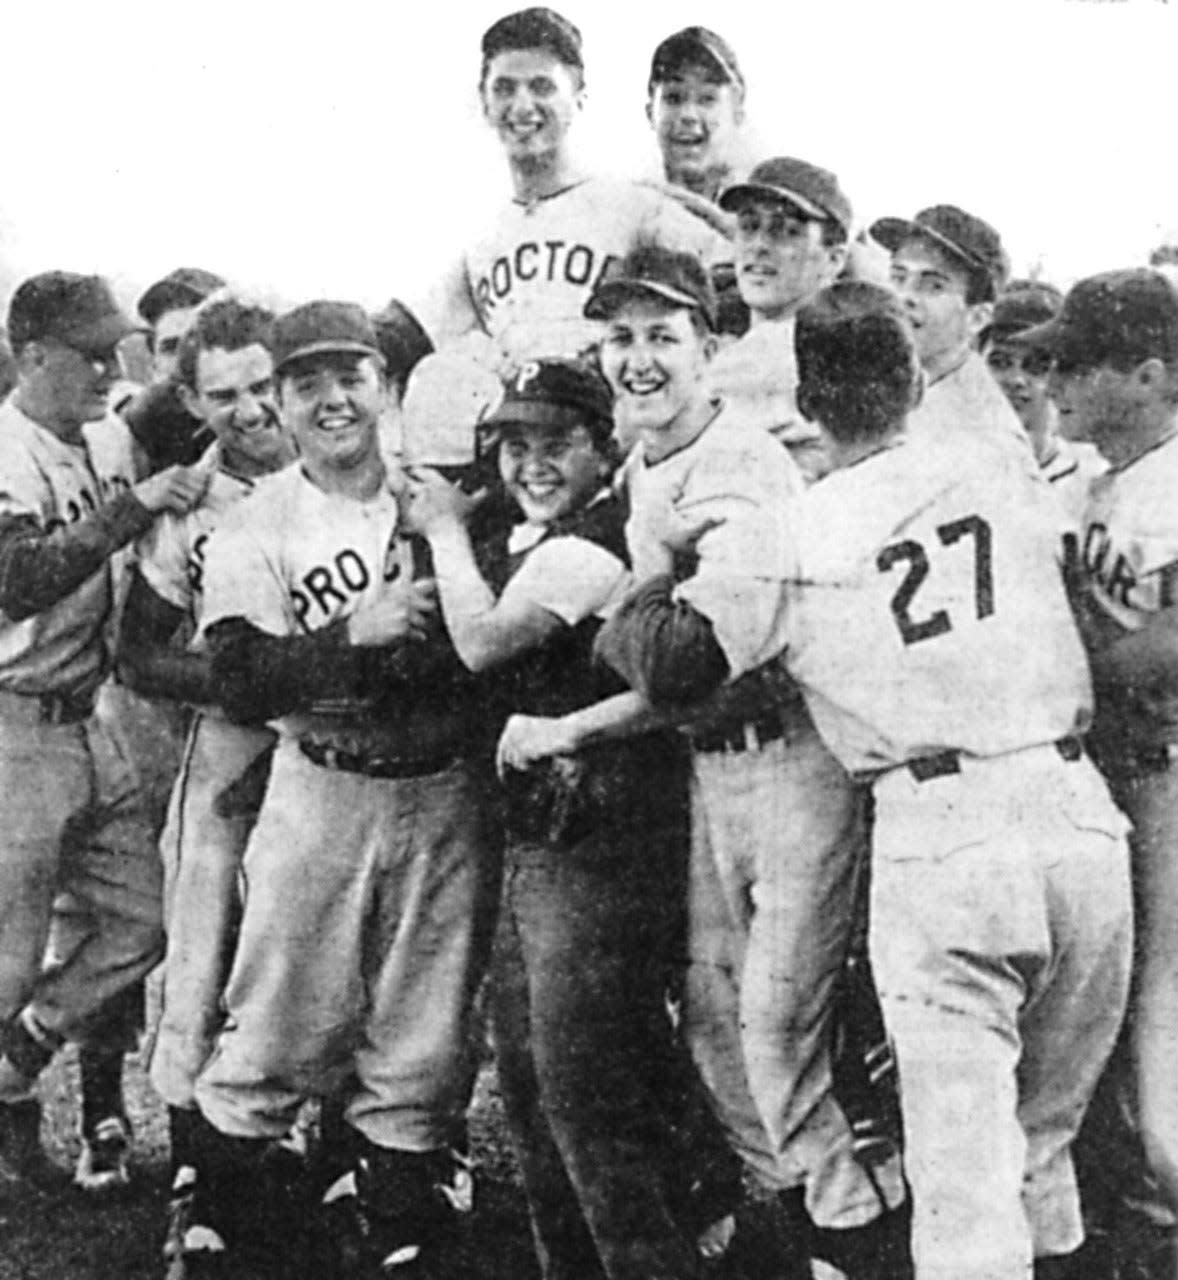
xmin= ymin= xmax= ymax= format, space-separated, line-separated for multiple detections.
xmin=0 ymin=1045 xmax=541 ymax=1280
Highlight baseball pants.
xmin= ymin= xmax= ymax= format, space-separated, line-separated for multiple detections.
xmin=684 ymin=719 xmax=906 ymax=1231
xmin=150 ymin=712 xmax=276 ymax=1110
xmin=0 ymin=704 xmax=163 ymax=1066
xmin=492 ymin=791 xmax=708 ymax=1280
xmin=195 ymin=738 xmax=498 ymax=1152
xmin=869 ymin=744 xmax=1133 ymax=1280
xmin=1107 ymin=754 xmax=1178 ymax=1207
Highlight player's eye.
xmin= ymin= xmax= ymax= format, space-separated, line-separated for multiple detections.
xmin=207 ymin=391 xmax=236 ymax=405
xmin=249 ymin=378 xmax=274 ymax=398
xmin=530 ymin=77 xmax=557 ymax=97
xmin=1024 ymin=352 xmax=1052 ymax=377
xmin=735 ymin=211 xmax=761 ymax=237
xmin=985 ymin=350 xmax=1014 ymax=372
xmin=490 ymin=78 xmax=515 ymax=98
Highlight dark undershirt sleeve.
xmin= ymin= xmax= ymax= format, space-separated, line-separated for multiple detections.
xmin=593 ymin=573 xmax=731 ymax=706
xmin=205 ymin=617 xmax=456 ymax=724
xmin=0 ymin=495 xmax=155 ymax=621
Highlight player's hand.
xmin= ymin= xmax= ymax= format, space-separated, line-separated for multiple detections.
xmin=401 ymin=467 xmax=485 ymax=536
xmin=496 ymin=713 xmax=577 ymax=778
xmin=133 ymin=464 xmax=212 ymax=516
xmin=346 ymin=578 xmax=437 ymax=646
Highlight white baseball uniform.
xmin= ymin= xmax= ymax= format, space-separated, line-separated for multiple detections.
xmin=0 ymin=398 xmax=162 ymax=1052
xmin=783 ymin=432 xmax=1133 ymax=1279
xmin=193 ymin=464 xmax=495 ymax=1152
xmin=619 ymin=403 xmax=907 ymax=1231
xmin=429 ymin=177 xmax=721 ymax=363
xmin=1078 ymin=430 xmax=1178 ymax=1204
xmin=1042 ymin=436 xmax=1106 ymax=532
xmin=137 ymin=450 xmax=280 ymax=1111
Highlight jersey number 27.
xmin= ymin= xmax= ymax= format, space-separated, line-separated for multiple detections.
xmin=877 ymin=515 xmax=994 ymax=646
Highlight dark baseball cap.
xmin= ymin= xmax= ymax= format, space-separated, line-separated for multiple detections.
xmin=1016 ymin=269 xmax=1178 ymax=371
xmin=981 ymin=282 xmax=1063 ymax=346
xmin=271 ymin=301 xmax=383 ymax=374
xmin=483 ymin=357 xmax=614 ymax=441
xmin=584 ymin=243 xmax=717 ymax=329
xmin=720 ymin=157 xmax=852 ymax=235
xmin=481 ymin=8 xmax=583 ymax=71
xmin=7 ymin=271 xmax=137 ymax=354
xmin=371 ymin=299 xmax=434 ymax=388
xmin=138 ymin=267 xmax=226 ymax=327
xmin=649 ymin=26 xmax=744 ymax=93
xmin=871 ymin=205 xmax=1008 ymax=298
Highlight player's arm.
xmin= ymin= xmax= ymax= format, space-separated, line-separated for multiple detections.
xmin=1087 ymin=587 xmax=1178 ymax=700
xmin=638 ymin=180 xmax=735 ymax=240
xmin=416 ymin=254 xmax=485 ymax=350
xmin=116 ymin=570 xmax=212 ymax=705
xmin=0 ymin=467 xmax=208 ymax=621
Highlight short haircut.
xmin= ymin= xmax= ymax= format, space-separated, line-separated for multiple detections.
xmin=795 ymin=282 xmax=919 ymax=444
xmin=175 ymin=298 xmax=276 ymax=392
xmin=479 ymin=7 xmax=585 ymax=91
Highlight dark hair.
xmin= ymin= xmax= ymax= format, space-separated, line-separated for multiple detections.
xmin=176 ymin=298 xmax=276 ymax=391
xmin=795 ymin=282 xmax=920 ymax=444
xmin=479 ymin=7 xmax=585 ymax=92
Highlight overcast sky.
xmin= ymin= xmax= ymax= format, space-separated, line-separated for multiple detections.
xmin=1 ymin=0 xmax=1175 ymax=317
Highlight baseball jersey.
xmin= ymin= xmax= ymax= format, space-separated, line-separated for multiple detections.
xmin=136 ymin=449 xmax=258 ymax=634
xmin=783 ymin=434 xmax=1092 ymax=775
xmin=706 ymin=319 xmax=827 ymax=480
xmin=907 ymin=352 xmax=1037 ymax=471
xmin=1079 ymin=431 xmax=1178 ymax=745
xmin=621 ymin=402 xmax=802 ymax=682
xmin=199 ymin=463 xmax=425 ymax=752
xmin=443 ymin=177 xmax=721 ymax=363
xmin=0 ymin=398 xmax=137 ymax=697
xmin=1041 ymin=437 xmax=1107 ymax=532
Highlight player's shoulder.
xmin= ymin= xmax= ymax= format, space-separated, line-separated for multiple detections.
xmin=0 ymin=397 xmax=42 ymax=468
xmin=211 ymin=463 xmax=302 ymax=542
xmin=704 ymin=402 xmax=804 ymax=485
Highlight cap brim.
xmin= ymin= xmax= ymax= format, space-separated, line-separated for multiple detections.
xmin=584 ymin=278 xmax=706 ymax=320
xmin=718 ymin=181 xmax=828 ymax=222
xmin=275 ymin=340 xmax=382 ymax=371
xmin=653 ymin=35 xmax=741 ymax=87
xmin=870 ymin=216 xmax=985 ymax=275
xmin=1007 ymin=315 xmax=1066 ymax=352
xmin=61 ymin=312 xmax=138 ymax=351
xmin=482 ymin=400 xmax=610 ymax=434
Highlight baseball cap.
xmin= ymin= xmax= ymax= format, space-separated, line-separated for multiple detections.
xmin=372 ymin=299 xmax=434 ymax=389
xmin=483 ymin=357 xmax=614 ymax=441
xmin=719 ymin=157 xmax=852 ymax=235
xmin=481 ymin=8 xmax=583 ymax=71
xmin=7 ymin=271 xmax=137 ymax=354
xmin=271 ymin=301 xmax=382 ymax=374
xmin=138 ymin=267 xmax=226 ymax=327
xmin=1016 ymin=269 xmax=1178 ymax=371
xmin=980 ymin=282 xmax=1063 ymax=346
xmin=871 ymin=205 xmax=1008 ymax=298
xmin=584 ymin=243 xmax=717 ymax=329
xmin=649 ymin=26 xmax=744 ymax=93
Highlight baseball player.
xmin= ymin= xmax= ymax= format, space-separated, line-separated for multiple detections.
xmin=111 ymin=297 xmax=296 ymax=1269
xmin=187 ymin=302 xmax=497 ymax=1277
xmin=122 ymin=268 xmax=227 ymax=472
xmin=981 ymin=282 xmax=1107 ymax=527
xmin=707 ymin=157 xmax=853 ymax=479
xmin=774 ymin=281 xmax=1133 ymax=1280
xmin=0 ymin=271 xmax=207 ymax=1187
xmin=1026 ymin=269 xmax=1178 ymax=1268
xmin=404 ymin=357 xmax=740 ymax=1280
xmin=504 ymin=244 xmax=911 ymax=1279
xmin=872 ymin=205 xmax=1034 ymax=466
xmin=423 ymin=8 xmax=722 ymax=369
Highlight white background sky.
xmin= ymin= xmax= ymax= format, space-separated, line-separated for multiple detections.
xmin=1 ymin=0 xmax=1175 ymax=319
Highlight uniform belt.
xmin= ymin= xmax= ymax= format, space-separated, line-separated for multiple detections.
xmin=298 ymin=738 xmax=457 ymax=781
xmin=689 ymin=712 xmax=788 ymax=756
xmin=0 ymin=688 xmax=95 ymax=726
xmin=906 ymin=735 xmax=1084 ymax=784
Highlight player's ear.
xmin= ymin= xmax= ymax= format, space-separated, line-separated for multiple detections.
xmin=1131 ymin=356 xmax=1168 ymax=399
xmin=644 ymin=96 xmax=654 ymax=128
xmin=965 ymin=300 xmax=993 ymax=344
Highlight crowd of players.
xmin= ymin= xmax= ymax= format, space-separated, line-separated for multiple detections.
xmin=1 ymin=8 xmax=1176 ymax=1280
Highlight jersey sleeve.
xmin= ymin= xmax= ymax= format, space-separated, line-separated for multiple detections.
xmin=198 ymin=515 xmax=291 ymax=639
xmin=0 ymin=444 xmax=46 ymax=523
xmin=672 ymin=441 xmax=799 ymax=679
xmin=415 ymin=251 xmax=485 ymax=348
xmin=136 ymin=513 xmax=193 ymax=614
xmin=497 ymin=536 xmax=629 ymax=626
